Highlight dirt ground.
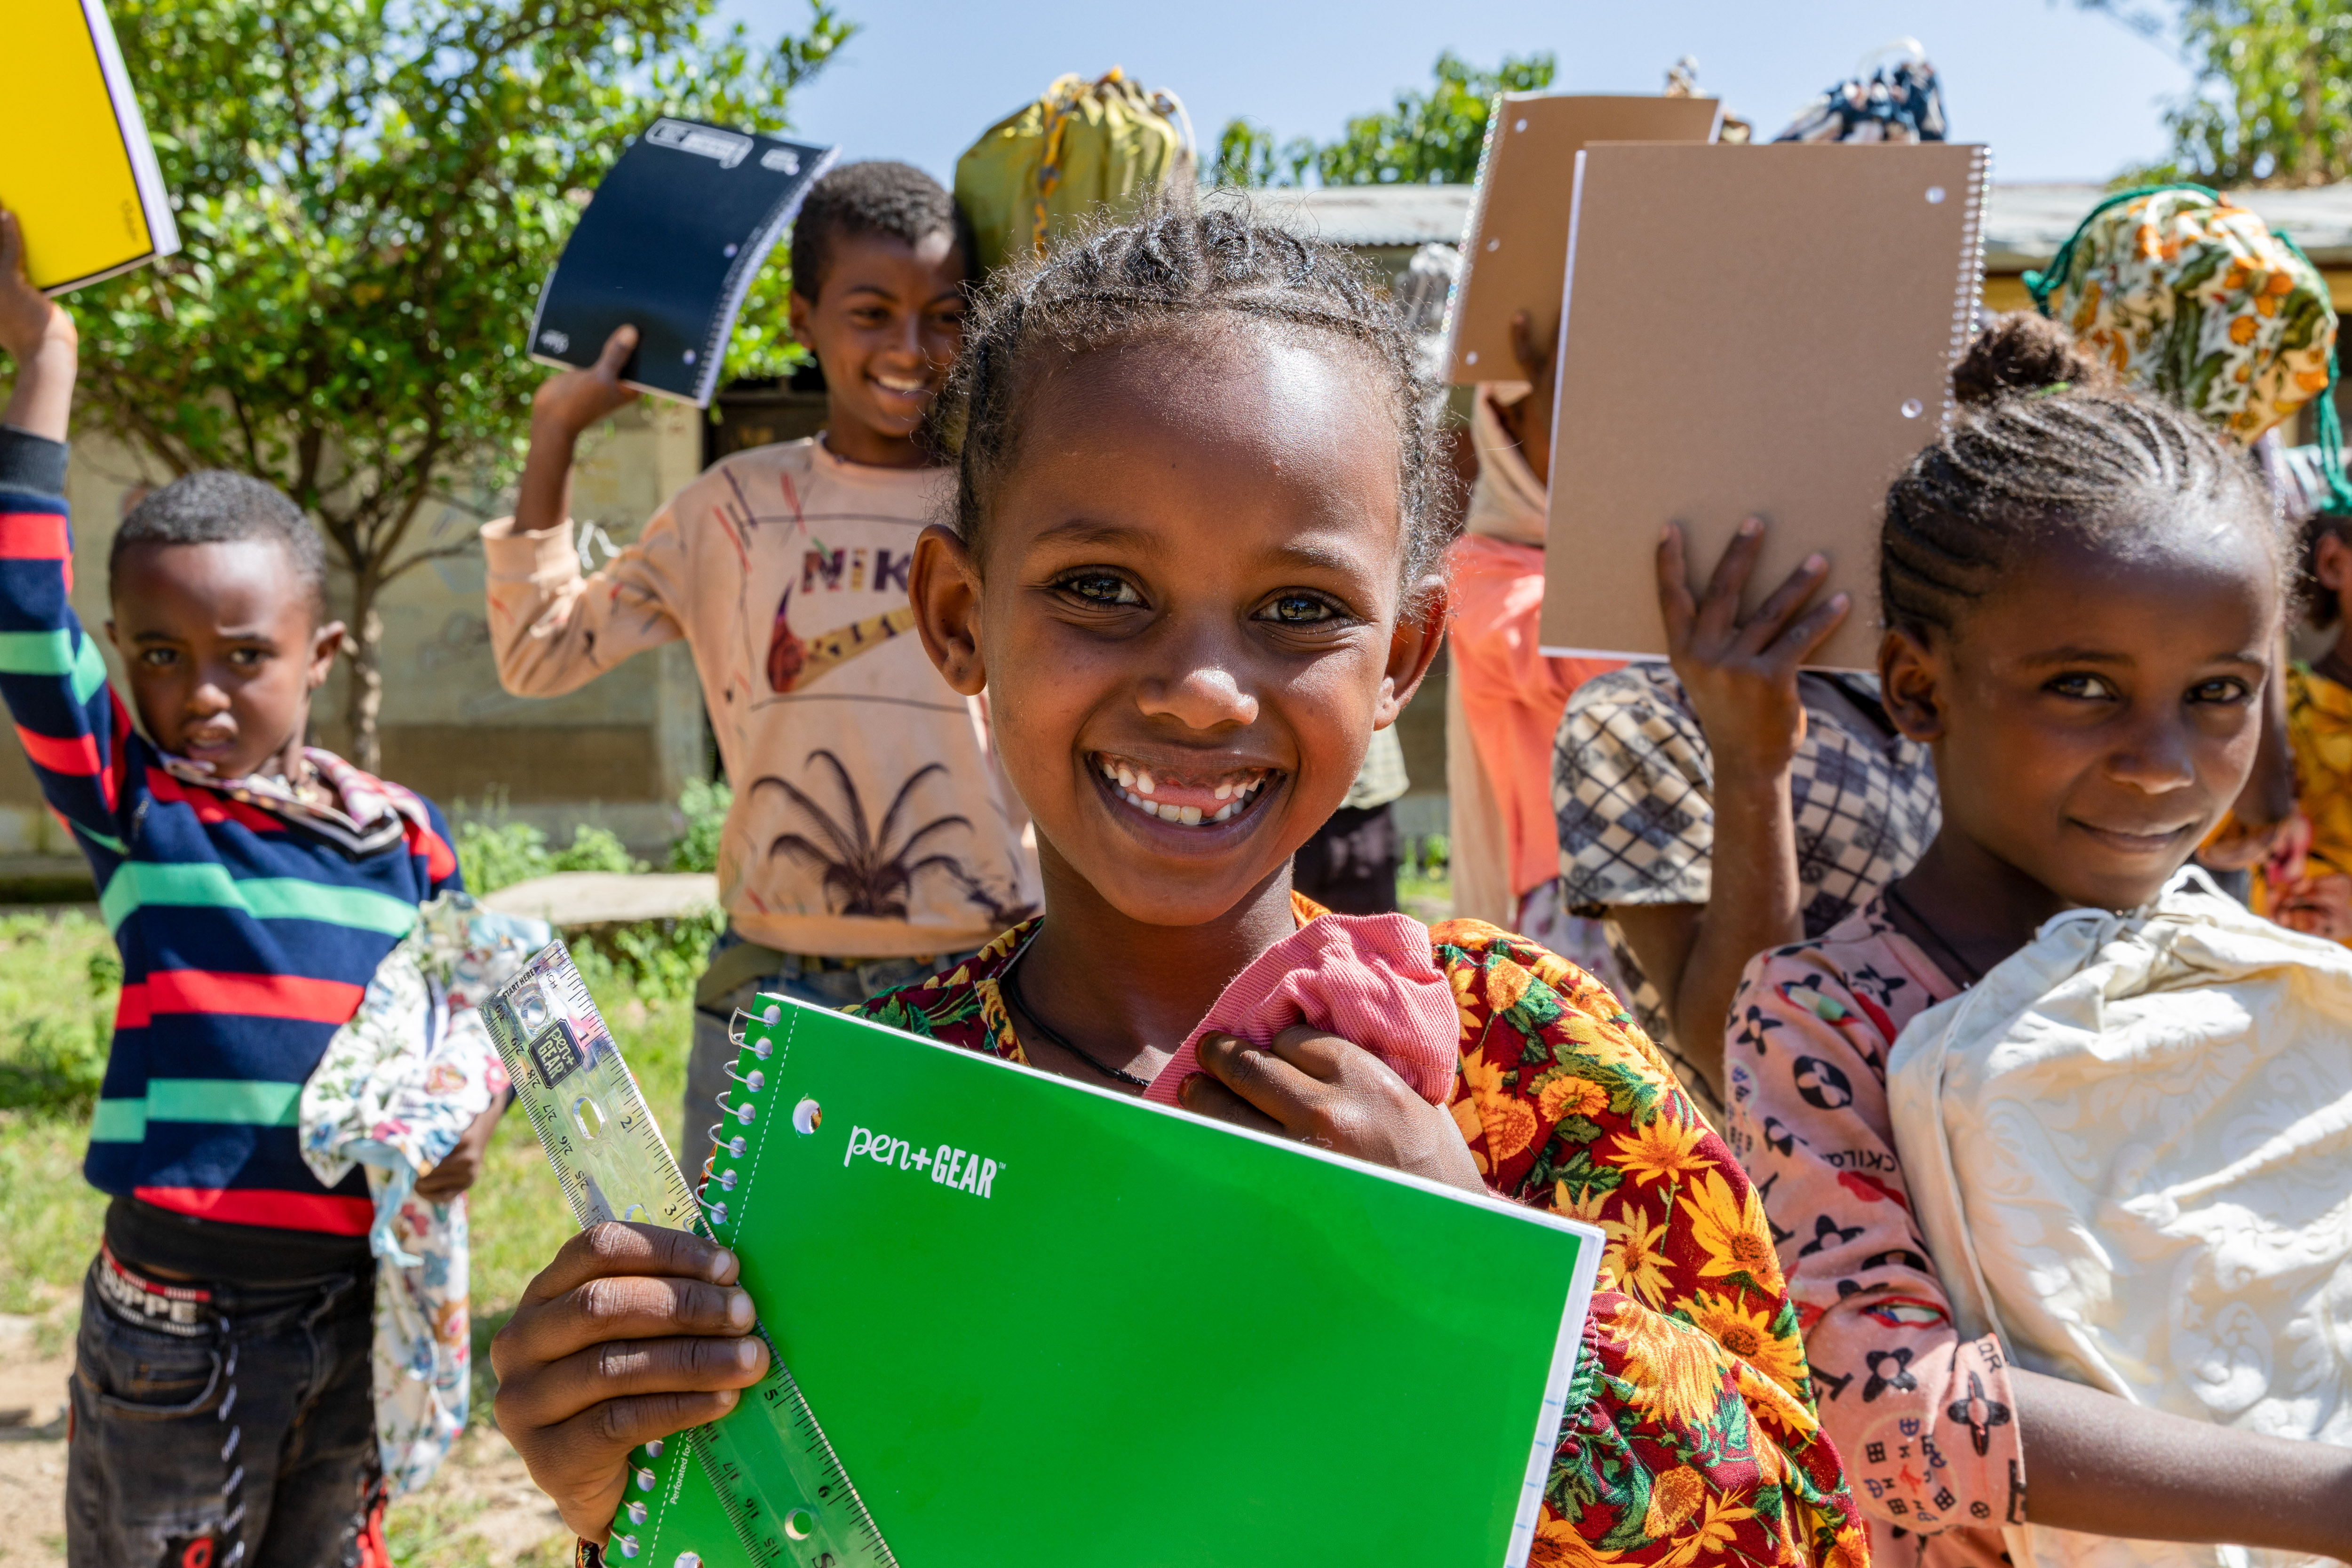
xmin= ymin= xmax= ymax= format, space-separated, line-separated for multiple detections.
xmin=0 ymin=1306 xmax=570 ymax=1567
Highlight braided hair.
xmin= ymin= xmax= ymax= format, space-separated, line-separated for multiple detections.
xmin=1881 ymin=313 xmax=2286 ymax=639
xmin=935 ymin=197 xmax=1457 ymax=604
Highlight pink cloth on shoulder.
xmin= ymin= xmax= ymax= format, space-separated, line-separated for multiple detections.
xmin=1143 ymin=912 xmax=1460 ymax=1108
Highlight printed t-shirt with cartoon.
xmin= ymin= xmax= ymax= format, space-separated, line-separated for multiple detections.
xmin=1552 ymin=664 xmax=1940 ymax=1121
xmin=859 ymin=899 xmax=1870 ymax=1568
xmin=482 ymin=437 xmax=1037 ymax=958
xmin=1724 ymin=895 xmax=2016 ymax=1568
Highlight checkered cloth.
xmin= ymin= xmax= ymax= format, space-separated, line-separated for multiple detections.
xmin=1342 ymin=724 xmax=1410 ymax=811
xmin=1549 ymin=663 xmax=1940 ymax=1117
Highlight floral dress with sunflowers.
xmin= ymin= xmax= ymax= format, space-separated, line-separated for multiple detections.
xmin=859 ymin=899 xmax=1868 ymax=1568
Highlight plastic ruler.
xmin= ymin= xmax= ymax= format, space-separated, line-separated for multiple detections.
xmin=484 ymin=943 xmax=894 ymax=1568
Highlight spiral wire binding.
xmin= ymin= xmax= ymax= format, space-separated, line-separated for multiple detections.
xmin=1946 ymin=146 xmax=1992 ymax=431
xmin=697 ymin=1003 xmax=787 ymax=1224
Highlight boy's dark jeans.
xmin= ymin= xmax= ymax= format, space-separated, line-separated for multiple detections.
xmin=67 ymin=1247 xmax=387 ymax=1568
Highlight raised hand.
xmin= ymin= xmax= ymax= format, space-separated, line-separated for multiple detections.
xmin=1656 ymin=517 xmax=1849 ymax=776
xmin=531 ymin=324 xmax=641 ymax=437
xmin=515 ymin=325 xmax=639 ymax=537
xmin=0 ymin=207 xmax=78 ymax=442
xmin=1493 ymin=307 xmax=1557 ymax=487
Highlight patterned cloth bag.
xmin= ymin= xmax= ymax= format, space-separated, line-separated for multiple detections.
xmin=2027 ymin=184 xmax=2340 ymax=451
xmin=299 ymin=893 xmax=553 ymax=1494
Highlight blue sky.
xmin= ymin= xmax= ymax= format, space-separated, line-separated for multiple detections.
xmin=723 ymin=0 xmax=2195 ymax=185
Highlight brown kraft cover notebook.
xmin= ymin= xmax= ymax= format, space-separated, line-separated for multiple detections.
xmin=1538 ymin=140 xmax=1989 ymax=670
xmin=1444 ymin=94 xmax=1720 ymax=384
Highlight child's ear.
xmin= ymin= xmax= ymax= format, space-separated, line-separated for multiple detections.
xmin=2315 ymin=529 xmax=2352 ymax=600
xmin=787 ymin=289 xmax=817 ymax=357
xmin=1373 ymin=576 xmax=1451 ymax=729
xmin=1878 ymin=625 xmax=1947 ymax=743
xmin=308 ymin=620 xmax=346 ymax=690
xmin=908 ymin=525 xmax=985 ymax=696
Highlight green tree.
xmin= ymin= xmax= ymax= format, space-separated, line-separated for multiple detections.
xmin=1213 ymin=51 xmax=1556 ymax=187
xmin=71 ymin=0 xmax=851 ymax=771
xmin=2082 ymin=0 xmax=2352 ymax=186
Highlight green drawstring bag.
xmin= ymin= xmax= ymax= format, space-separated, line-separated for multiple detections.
xmin=953 ymin=69 xmax=1194 ymax=278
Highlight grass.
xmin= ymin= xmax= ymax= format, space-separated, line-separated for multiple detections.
xmin=383 ymin=1464 xmax=580 ymax=1568
xmin=0 ymin=911 xmax=118 ymax=1321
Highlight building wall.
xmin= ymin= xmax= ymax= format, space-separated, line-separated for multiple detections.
xmin=9 ymin=401 xmax=710 ymax=885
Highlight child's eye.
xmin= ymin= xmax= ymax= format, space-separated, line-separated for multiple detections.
xmin=1054 ymin=571 xmax=1143 ymax=607
xmin=1257 ymin=592 xmax=1343 ymax=626
xmin=2188 ymin=677 xmax=2251 ymax=704
xmin=228 ymin=647 xmax=268 ymax=669
xmin=2047 ymin=672 xmax=2117 ymax=701
xmin=138 ymin=648 xmax=177 ymax=668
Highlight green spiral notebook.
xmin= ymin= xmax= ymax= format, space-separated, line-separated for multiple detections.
xmin=604 ymin=992 xmax=1603 ymax=1567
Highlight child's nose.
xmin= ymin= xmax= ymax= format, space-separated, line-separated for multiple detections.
xmin=2108 ymin=714 xmax=2199 ymax=792
xmin=1138 ymin=665 xmax=1259 ymax=732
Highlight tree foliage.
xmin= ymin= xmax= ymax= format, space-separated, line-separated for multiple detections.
xmin=2087 ymin=0 xmax=2352 ymax=186
xmin=1212 ymin=51 xmax=1556 ymax=187
xmin=72 ymin=0 xmax=850 ymax=769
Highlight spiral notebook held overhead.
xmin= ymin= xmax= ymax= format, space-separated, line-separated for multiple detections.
xmin=3 ymin=0 xmax=179 ymax=294
xmin=529 ymin=118 xmax=836 ymax=405
xmin=490 ymin=947 xmax=1603 ymax=1568
xmin=1538 ymin=141 xmax=1988 ymax=670
xmin=1443 ymin=93 xmax=1721 ymax=384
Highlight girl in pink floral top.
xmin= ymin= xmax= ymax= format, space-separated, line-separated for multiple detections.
xmin=1726 ymin=896 xmax=1993 ymax=1563
xmin=1730 ymin=316 xmax=2352 ymax=1565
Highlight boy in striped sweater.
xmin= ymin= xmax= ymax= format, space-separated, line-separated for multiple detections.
xmin=0 ymin=209 xmax=475 ymax=1568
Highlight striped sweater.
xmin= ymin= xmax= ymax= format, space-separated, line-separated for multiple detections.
xmin=0 ymin=433 xmax=459 ymax=1239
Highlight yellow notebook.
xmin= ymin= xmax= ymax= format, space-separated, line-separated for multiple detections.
xmin=1 ymin=0 xmax=178 ymax=294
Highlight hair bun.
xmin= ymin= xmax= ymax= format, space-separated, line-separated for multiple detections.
xmin=1952 ymin=311 xmax=2112 ymax=406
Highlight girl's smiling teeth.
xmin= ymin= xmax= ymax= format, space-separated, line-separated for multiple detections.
xmin=1095 ymin=753 xmax=1272 ymax=826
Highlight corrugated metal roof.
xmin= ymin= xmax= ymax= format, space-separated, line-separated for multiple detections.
xmin=1983 ymin=183 xmax=2352 ymax=268
xmin=1238 ymin=184 xmax=1474 ymax=248
xmin=1242 ymin=177 xmax=2352 ymax=267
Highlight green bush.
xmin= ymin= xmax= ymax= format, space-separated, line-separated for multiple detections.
xmin=0 ymin=912 xmax=121 ymax=1114
xmin=569 ymin=905 xmax=724 ymax=1004
xmin=456 ymin=816 xmax=644 ymax=894
xmin=667 ymin=777 xmax=731 ymax=872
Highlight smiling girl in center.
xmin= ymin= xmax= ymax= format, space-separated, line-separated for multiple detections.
xmin=489 ymin=205 xmax=1869 ymax=1565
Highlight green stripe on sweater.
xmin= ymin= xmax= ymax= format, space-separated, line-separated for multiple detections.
xmin=99 ymin=861 xmax=417 ymax=937
xmin=89 ymin=1081 xmax=305 ymax=1138
xmin=147 ymin=1078 xmax=302 ymax=1126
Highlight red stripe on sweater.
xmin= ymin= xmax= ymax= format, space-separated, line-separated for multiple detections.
xmin=143 ymin=969 xmax=366 ymax=1024
xmin=0 ymin=511 xmax=70 ymax=559
xmin=103 ymin=692 xmax=131 ymax=812
xmin=134 ymin=1185 xmax=374 ymax=1235
xmin=145 ymin=767 xmax=286 ymax=833
xmin=116 ymin=983 xmax=150 ymax=1029
xmin=409 ymin=820 xmax=457 ymax=882
xmin=16 ymin=724 xmax=100 ymax=775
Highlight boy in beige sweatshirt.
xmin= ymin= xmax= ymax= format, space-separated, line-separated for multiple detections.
xmin=482 ymin=162 xmax=1035 ymax=1150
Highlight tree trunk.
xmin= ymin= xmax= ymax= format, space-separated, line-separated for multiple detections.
xmin=345 ymin=574 xmax=385 ymax=776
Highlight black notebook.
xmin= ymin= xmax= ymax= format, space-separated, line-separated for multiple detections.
xmin=529 ymin=118 xmax=836 ymax=405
